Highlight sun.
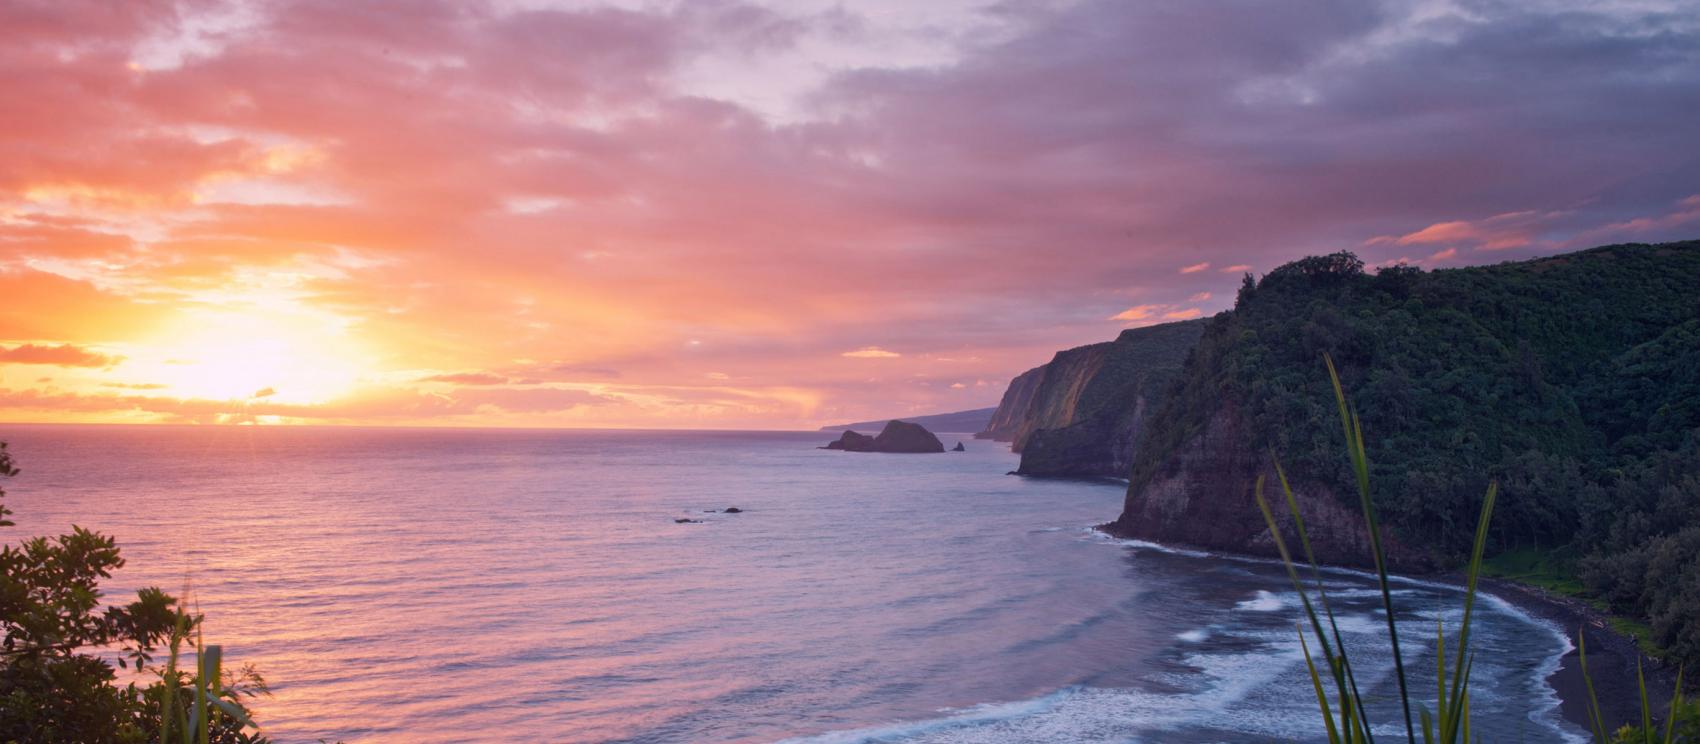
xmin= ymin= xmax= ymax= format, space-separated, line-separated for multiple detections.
xmin=127 ymin=306 xmax=370 ymax=405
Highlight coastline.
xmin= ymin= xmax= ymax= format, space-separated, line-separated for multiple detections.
xmin=1477 ymin=576 xmax=1680 ymax=736
xmin=1090 ymin=525 xmax=1676 ymax=736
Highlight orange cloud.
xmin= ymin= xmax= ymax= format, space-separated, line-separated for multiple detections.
xmin=1111 ymin=305 xmax=1160 ymax=321
xmin=0 ymin=343 xmax=118 ymax=367
xmin=842 ymin=347 xmax=901 ymax=358
xmin=1112 ymin=304 xmax=1201 ymax=325
xmin=2 ymin=1 xmax=1697 ymax=429
xmin=419 ymin=372 xmax=512 ymax=386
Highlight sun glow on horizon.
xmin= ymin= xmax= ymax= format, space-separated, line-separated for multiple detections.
xmin=125 ymin=308 xmax=371 ymax=405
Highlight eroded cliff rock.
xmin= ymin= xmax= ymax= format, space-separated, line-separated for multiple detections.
xmin=1102 ymin=402 xmax=1436 ymax=570
xmin=976 ymin=366 xmax=1048 ymax=441
xmin=977 ymin=320 xmax=1205 ymax=477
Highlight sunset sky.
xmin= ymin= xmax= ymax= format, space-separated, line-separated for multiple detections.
xmin=2 ymin=0 xmax=1698 ymax=428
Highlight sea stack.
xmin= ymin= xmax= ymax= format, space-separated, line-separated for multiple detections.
xmin=821 ymin=420 xmax=946 ymax=453
xmin=952 ymin=442 xmax=966 ymax=452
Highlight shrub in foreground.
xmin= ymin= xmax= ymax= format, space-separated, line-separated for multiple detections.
xmin=0 ymin=441 xmax=268 ymax=744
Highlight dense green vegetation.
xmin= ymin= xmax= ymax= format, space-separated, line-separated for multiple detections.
xmin=1129 ymin=240 xmax=1700 ymax=669
xmin=1265 ymin=358 xmax=1690 ymax=743
xmin=0 ymin=442 xmax=268 ymax=744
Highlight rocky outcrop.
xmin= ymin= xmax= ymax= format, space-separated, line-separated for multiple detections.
xmin=822 ymin=431 xmax=874 ymax=450
xmin=823 ymin=407 xmax=996 ymax=434
xmin=977 ymin=320 xmax=1206 ymax=477
xmin=1101 ymin=402 xmax=1436 ymax=570
xmin=951 ymin=441 xmax=966 ymax=452
xmin=822 ymin=420 xmax=945 ymax=453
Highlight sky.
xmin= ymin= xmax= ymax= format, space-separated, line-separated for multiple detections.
xmin=2 ymin=0 xmax=1698 ymax=429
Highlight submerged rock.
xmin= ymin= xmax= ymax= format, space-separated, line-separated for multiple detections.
xmin=674 ymin=518 xmax=703 ymax=524
xmin=723 ymin=507 xmax=743 ymax=513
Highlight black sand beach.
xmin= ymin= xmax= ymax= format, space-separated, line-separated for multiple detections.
xmin=1481 ymin=577 xmax=1683 ymax=736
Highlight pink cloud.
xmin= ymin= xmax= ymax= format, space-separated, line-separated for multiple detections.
xmin=2 ymin=1 xmax=1698 ymax=427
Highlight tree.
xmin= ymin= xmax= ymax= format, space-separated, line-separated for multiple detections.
xmin=0 ymin=442 xmax=268 ymax=743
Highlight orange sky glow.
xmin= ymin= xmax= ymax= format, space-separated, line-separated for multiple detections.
xmin=3 ymin=0 xmax=1698 ymax=428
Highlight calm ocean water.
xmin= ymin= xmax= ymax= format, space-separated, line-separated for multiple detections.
xmin=0 ymin=425 xmax=1585 ymax=743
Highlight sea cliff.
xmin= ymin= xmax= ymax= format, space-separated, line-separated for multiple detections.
xmin=976 ymin=320 xmax=1204 ymax=477
xmin=1026 ymin=240 xmax=1700 ymax=673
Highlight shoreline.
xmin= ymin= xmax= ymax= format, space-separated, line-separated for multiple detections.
xmin=1477 ymin=576 xmax=1680 ymax=737
xmin=1089 ymin=525 xmax=1676 ymax=736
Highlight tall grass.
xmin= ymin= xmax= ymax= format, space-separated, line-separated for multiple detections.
xmin=1262 ymin=355 xmax=1684 ymax=743
xmin=156 ymin=605 xmax=262 ymax=744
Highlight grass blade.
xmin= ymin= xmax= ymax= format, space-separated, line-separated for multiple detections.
xmin=1578 ymin=628 xmax=1609 ymax=742
xmin=1664 ymin=666 xmax=1684 ymax=744
xmin=1442 ymin=482 xmax=1497 ymax=742
xmin=1300 ymin=627 xmax=1344 ymax=744
xmin=1326 ymin=354 xmax=1414 ymax=743
xmin=1639 ymin=657 xmax=1653 ymax=744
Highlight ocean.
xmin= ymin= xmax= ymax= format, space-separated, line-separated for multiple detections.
xmin=0 ymin=425 xmax=1586 ymax=743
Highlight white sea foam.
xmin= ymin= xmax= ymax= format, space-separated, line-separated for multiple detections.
xmin=1177 ymin=627 xmax=1210 ymax=642
xmin=1235 ymin=589 xmax=1285 ymax=611
xmin=782 ymin=648 xmax=1320 ymax=743
xmin=1081 ymin=526 xmax=1592 ymax=743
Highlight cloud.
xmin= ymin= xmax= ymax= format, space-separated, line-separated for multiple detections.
xmin=418 ymin=371 xmax=511 ymax=385
xmin=0 ymin=343 xmax=119 ymax=367
xmin=2 ymin=0 xmax=1699 ymax=427
xmin=842 ymin=346 xmax=901 ymax=358
xmin=1111 ymin=304 xmax=1203 ymax=324
xmin=251 ymin=386 xmax=276 ymax=398
xmin=1111 ymin=305 xmax=1161 ymax=321
xmin=1368 ymin=210 xmax=1556 ymax=251
xmin=1180 ymin=262 xmax=1211 ymax=274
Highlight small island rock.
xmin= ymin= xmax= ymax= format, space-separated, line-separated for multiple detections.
xmin=821 ymin=420 xmax=945 ymax=453
xmin=821 ymin=430 xmax=875 ymax=450
xmin=952 ymin=441 xmax=966 ymax=452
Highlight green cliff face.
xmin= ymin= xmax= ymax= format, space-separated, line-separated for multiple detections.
xmin=1106 ymin=240 xmax=1700 ymax=666
xmin=1016 ymin=321 xmax=1206 ymax=477
xmin=977 ymin=320 xmax=1205 ymax=477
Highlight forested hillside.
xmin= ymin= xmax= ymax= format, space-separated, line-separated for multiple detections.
xmin=1116 ymin=240 xmax=1700 ymax=666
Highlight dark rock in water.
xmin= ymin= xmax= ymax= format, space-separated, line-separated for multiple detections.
xmin=871 ymin=420 xmax=945 ymax=453
xmin=674 ymin=518 xmax=702 ymax=524
xmin=820 ymin=407 xmax=996 ymax=435
xmin=952 ymin=441 xmax=966 ymax=452
xmin=723 ymin=507 xmax=743 ymax=513
xmin=821 ymin=420 xmax=945 ymax=453
xmin=821 ymin=430 xmax=875 ymax=450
